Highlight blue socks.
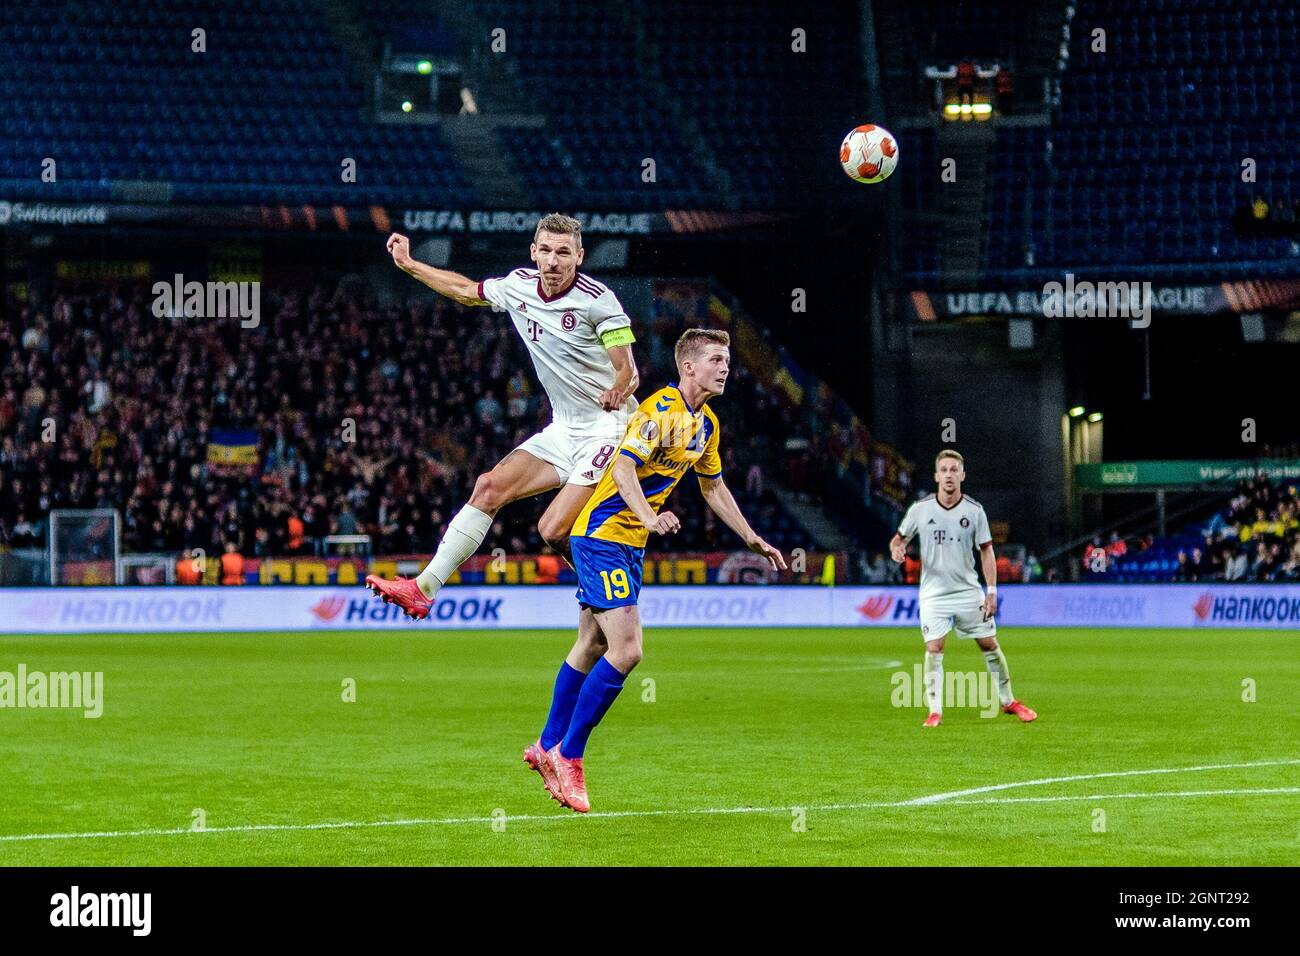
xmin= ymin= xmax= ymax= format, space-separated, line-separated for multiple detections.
xmin=540 ymin=662 xmax=588 ymax=751
xmin=560 ymin=657 xmax=627 ymax=759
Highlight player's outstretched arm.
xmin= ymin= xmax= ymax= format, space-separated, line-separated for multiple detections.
xmin=612 ymin=454 xmax=679 ymax=536
xmin=599 ymin=345 xmax=639 ymax=411
xmin=385 ymin=232 xmax=486 ymax=306
xmin=698 ymin=475 xmax=786 ymax=571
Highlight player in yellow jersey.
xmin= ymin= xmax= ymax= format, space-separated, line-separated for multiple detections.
xmin=521 ymin=328 xmax=786 ymax=812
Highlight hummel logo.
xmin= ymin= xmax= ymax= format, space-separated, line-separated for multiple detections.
xmin=655 ymin=399 xmax=672 ymax=412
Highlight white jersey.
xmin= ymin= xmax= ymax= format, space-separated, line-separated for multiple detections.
xmin=478 ymin=268 xmax=636 ymax=425
xmin=898 ymin=493 xmax=993 ymax=604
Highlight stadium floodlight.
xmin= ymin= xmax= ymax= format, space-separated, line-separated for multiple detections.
xmin=943 ymin=103 xmax=993 ymax=118
xmin=416 ymin=60 xmax=433 ymax=75
xmin=1088 ymin=412 xmax=1103 ymax=423
xmin=401 ymin=100 xmax=414 ymax=113
xmin=1068 ymin=405 xmax=1086 ymax=418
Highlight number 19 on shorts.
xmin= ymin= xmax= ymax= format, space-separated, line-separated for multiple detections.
xmin=599 ymin=568 xmax=631 ymax=600
xmin=572 ymin=537 xmax=642 ymax=610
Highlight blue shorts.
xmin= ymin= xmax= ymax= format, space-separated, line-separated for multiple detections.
xmin=571 ymin=536 xmax=645 ymax=610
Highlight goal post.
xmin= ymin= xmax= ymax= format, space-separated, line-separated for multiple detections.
xmin=120 ymin=554 xmax=177 ymax=585
xmin=48 ymin=509 xmax=122 ymax=585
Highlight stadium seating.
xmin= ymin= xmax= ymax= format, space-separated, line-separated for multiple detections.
xmin=638 ymin=0 xmax=862 ymax=208
xmin=2 ymin=0 xmax=1295 ymax=280
xmin=1042 ymin=0 xmax=1298 ymax=276
xmin=472 ymin=0 xmax=717 ymax=209
xmin=0 ymin=0 xmax=475 ymax=205
xmin=900 ymin=0 xmax=1300 ymax=281
xmin=0 ymin=0 xmax=869 ymax=211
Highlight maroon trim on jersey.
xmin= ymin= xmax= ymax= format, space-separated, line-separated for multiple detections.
xmin=936 ymin=493 xmax=964 ymax=510
xmin=477 ymin=280 xmax=486 ymax=301
xmin=574 ymin=274 xmax=603 ymax=297
xmin=537 ymin=272 xmax=577 ymax=302
xmin=979 ymin=540 xmax=994 ymax=549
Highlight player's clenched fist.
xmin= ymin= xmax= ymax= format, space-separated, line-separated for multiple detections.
xmin=890 ymin=536 xmax=907 ymax=564
xmin=386 ymin=232 xmax=412 ymax=268
xmin=648 ymin=512 xmax=681 ymax=536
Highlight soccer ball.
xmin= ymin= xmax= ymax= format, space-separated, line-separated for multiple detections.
xmin=839 ymin=124 xmax=898 ymax=183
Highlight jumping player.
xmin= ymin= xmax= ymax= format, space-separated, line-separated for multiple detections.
xmin=890 ymin=450 xmax=1037 ymax=727
xmin=523 ymin=328 xmax=786 ymax=812
xmin=365 ymin=214 xmax=639 ymax=618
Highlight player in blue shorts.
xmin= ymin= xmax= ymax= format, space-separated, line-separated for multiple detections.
xmin=521 ymin=328 xmax=786 ymax=812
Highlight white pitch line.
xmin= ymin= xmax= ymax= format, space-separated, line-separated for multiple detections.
xmin=781 ymin=660 xmax=903 ymax=674
xmin=2 ymin=760 xmax=1296 ymax=844
xmin=944 ymin=787 xmax=1300 ymax=806
xmin=897 ymin=758 xmax=1300 ymax=805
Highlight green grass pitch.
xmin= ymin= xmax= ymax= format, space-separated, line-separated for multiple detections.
xmin=1 ymin=626 xmax=1296 ymax=865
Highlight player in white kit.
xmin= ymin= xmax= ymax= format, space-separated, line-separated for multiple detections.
xmin=365 ymin=214 xmax=639 ymax=619
xmin=891 ymin=450 xmax=1037 ymax=727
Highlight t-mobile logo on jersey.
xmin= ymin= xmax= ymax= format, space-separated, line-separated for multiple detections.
xmin=526 ymin=319 xmax=543 ymax=341
xmin=932 ymin=529 xmax=947 ymax=544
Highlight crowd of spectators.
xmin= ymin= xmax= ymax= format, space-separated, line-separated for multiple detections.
xmin=1196 ymin=478 xmax=1300 ymax=581
xmin=1082 ymin=478 xmax=1300 ymax=582
xmin=0 ymin=279 xmax=811 ymax=564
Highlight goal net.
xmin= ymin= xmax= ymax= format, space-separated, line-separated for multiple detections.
xmin=49 ymin=509 xmax=122 ymax=585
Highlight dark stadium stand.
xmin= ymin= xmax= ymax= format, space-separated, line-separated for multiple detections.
xmin=0 ymin=0 xmax=475 ymax=205
xmin=983 ymin=128 xmax=1049 ymax=273
xmin=898 ymin=0 xmax=1299 ymax=281
xmin=639 ymin=0 xmax=862 ymax=208
xmin=1044 ymin=0 xmax=1297 ymax=276
xmin=472 ymin=0 xmax=716 ymax=209
xmin=0 ymin=0 xmax=869 ymax=212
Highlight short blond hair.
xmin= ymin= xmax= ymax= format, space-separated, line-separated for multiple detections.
xmin=674 ymin=328 xmax=730 ymax=371
xmin=935 ymin=449 xmax=964 ymax=467
xmin=534 ymin=213 xmax=582 ymax=248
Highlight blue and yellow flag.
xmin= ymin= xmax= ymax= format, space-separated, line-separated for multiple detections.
xmin=207 ymin=428 xmax=259 ymax=470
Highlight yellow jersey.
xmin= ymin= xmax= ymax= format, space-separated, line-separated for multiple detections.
xmin=570 ymin=384 xmax=723 ymax=547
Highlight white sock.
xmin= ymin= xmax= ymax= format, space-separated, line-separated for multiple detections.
xmin=415 ymin=505 xmax=493 ymax=599
xmin=924 ymin=651 xmax=944 ymax=715
xmin=983 ymin=648 xmax=1014 ymax=706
